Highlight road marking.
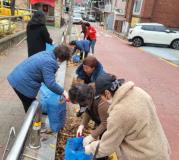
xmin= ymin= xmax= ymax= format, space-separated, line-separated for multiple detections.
xmin=160 ymin=58 xmax=178 ymax=67
xmin=139 ymin=48 xmax=178 ymax=67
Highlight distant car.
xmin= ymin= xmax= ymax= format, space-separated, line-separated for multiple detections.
xmin=82 ymin=14 xmax=87 ymax=20
xmin=87 ymin=15 xmax=96 ymax=22
xmin=128 ymin=23 xmax=179 ymax=50
xmin=72 ymin=13 xmax=82 ymax=24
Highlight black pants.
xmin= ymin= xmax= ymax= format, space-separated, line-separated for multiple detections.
xmin=14 ymin=88 xmax=36 ymax=113
xmin=80 ymin=51 xmax=88 ymax=60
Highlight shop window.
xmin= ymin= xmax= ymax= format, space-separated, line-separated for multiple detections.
xmin=133 ymin=0 xmax=143 ymax=15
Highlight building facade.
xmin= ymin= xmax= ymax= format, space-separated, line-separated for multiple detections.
xmin=128 ymin=0 xmax=179 ymax=30
xmin=112 ymin=0 xmax=179 ymax=35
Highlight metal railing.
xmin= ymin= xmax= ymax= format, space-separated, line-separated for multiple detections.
xmin=6 ymin=100 xmax=41 ymax=160
xmin=0 ymin=14 xmax=32 ymax=37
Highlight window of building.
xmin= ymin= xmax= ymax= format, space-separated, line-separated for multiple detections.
xmin=133 ymin=0 xmax=143 ymax=15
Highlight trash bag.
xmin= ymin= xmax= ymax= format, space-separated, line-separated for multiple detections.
xmin=72 ymin=54 xmax=80 ymax=63
xmin=39 ymin=83 xmax=54 ymax=114
xmin=39 ymin=84 xmax=66 ymax=132
xmin=47 ymin=93 xmax=66 ymax=132
xmin=46 ymin=43 xmax=56 ymax=51
xmin=65 ymin=137 xmax=92 ymax=160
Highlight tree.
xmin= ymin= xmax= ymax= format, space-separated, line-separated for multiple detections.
xmin=10 ymin=0 xmax=16 ymax=16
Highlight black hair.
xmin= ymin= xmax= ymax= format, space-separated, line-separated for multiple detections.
xmin=95 ymin=73 xmax=125 ymax=96
xmin=85 ymin=22 xmax=90 ymax=27
xmin=53 ymin=44 xmax=71 ymax=61
xmin=69 ymin=84 xmax=94 ymax=106
xmin=69 ymin=40 xmax=76 ymax=46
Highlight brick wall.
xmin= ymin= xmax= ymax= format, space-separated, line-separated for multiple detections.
xmin=125 ymin=0 xmax=135 ymax=22
xmin=140 ymin=0 xmax=179 ymax=28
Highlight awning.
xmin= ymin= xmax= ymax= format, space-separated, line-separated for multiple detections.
xmin=30 ymin=0 xmax=55 ymax=7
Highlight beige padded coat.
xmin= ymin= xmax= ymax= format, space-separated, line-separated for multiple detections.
xmin=91 ymin=81 xmax=170 ymax=160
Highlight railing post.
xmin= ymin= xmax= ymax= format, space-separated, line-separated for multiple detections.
xmin=8 ymin=17 xmax=11 ymax=32
xmin=29 ymin=106 xmax=41 ymax=149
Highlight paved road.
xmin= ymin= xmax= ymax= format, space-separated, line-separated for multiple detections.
xmin=77 ymin=24 xmax=179 ymax=159
xmin=0 ymin=27 xmax=62 ymax=158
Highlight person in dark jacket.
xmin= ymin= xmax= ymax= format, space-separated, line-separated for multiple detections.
xmin=27 ymin=10 xmax=53 ymax=57
xmin=69 ymin=84 xmax=109 ymax=140
xmin=69 ymin=40 xmax=90 ymax=60
xmin=76 ymin=56 xmax=105 ymax=84
xmin=7 ymin=45 xmax=71 ymax=112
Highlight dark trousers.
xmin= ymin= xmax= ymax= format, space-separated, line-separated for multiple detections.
xmin=14 ymin=88 xmax=36 ymax=113
xmin=80 ymin=51 xmax=88 ymax=60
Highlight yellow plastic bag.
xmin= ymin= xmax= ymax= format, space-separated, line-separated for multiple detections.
xmin=108 ymin=152 xmax=118 ymax=160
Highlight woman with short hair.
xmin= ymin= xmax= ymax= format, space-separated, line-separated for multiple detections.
xmin=7 ymin=45 xmax=71 ymax=112
xmin=76 ymin=56 xmax=105 ymax=84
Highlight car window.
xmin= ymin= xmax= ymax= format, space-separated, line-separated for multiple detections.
xmin=141 ymin=25 xmax=155 ymax=31
xmin=154 ymin=26 xmax=167 ymax=32
xmin=73 ymin=13 xmax=81 ymax=17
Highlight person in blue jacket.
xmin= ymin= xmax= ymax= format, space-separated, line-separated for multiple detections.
xmin=75 ymin=56 xmax=105 ymax=117
xmin=7 ymin=45 xmax=71 ymax=112
xmin=76 ymin=55 xmax=105 ymax=84
xmin=69 ymin=40 xmax=90 ymax=60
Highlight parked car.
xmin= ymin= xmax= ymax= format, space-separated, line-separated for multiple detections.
xmin=87 ymin=15 xmax=96 ymax=22
xmin=72 ymin=13 xmax=82 ymax=24
xmin=128 ymin=23 xmax=179 ymax=50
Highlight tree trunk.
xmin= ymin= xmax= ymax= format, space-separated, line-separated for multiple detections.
xmin=10 ymin=0 xmax=16 ymax=16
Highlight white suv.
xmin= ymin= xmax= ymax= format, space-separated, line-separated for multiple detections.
xmin=128 ymin=23 xmax=179 ymax=50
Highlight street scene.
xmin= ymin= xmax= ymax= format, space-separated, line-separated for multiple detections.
xmin=0 ymin=0 xmax=179 ymax=160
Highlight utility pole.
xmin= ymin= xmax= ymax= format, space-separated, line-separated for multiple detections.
xmin=67 ymin=0 xmax=74 ymax=41
xmin=10 ymin=0 xmax=16 ymax=16
xmin=125 ymin=0 xmax=135 ymax=35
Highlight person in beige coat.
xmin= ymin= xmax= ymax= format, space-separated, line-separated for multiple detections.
xmin=85 ymin=73 xmax=171 ymax=160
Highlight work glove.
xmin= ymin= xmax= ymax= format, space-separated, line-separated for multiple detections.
xmin=85 ymin=140 xmax=100 ymax=155
xmin=83 ymin=134 xmax=96 ymax=146
xmin=76 ymin=125 xmax=84 ymax=137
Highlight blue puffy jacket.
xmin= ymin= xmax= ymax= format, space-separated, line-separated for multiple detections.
xmin=7 ymin=50 xmax=64 ymax=98
xmin=74 ymin=40 xmax=90 ymax=53
xmin=76 ymin=62 xmax=105 ymax=84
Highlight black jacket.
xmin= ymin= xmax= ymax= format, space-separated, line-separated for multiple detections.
xmin=26 ymin=22 xmax=52 ymax=57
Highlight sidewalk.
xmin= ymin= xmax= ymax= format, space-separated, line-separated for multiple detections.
xmin=0 ymin=26 xmax=63 ymax=158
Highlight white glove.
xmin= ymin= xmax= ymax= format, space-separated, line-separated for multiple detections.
xmin=85 ymin=140 xmax=100 ymax=155
xmin=83 ymin=134 xmax=95 ymax=146
xmin=62 ymin=90 xmax=69 ymax=102
xmin=76 ymin=125 xmax=84 ymax=137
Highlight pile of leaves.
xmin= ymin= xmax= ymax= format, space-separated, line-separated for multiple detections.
xmin=55 ymin=116 xmax=93 ymax=160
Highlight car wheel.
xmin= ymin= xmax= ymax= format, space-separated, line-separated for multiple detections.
xmin=132 ymin=37 xmax=143 ymax=47
xmin=171 ymin=40 xmax=179 ymax=50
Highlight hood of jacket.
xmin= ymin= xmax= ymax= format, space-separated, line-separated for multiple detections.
xmin=27 ymin=11 xmax=46 ymax=29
